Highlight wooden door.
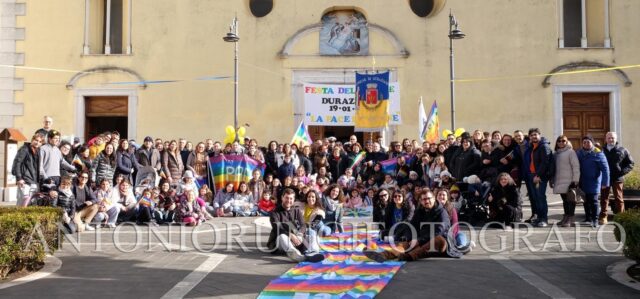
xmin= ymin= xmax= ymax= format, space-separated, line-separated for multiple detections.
xmin=562 ymin=93 xmax=609 ymax=148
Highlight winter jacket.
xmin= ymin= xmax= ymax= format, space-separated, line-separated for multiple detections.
xmin=328 ymin=155 xmax=349 ymax=182
xmin=450 ymin=146 xmax=482 ymax=180
xmin=92 ymin=152 xmax=116 ymax=184
xmin=116 ymin=151 xmax=138 ymax=183
xmin=175 ymin=199 xmax=204 ymax=222
xmin=298 ymin=154 xmax=313 ymax=176
xmin=525 ymin=138 xmax=553 ymax=181
xmin=162 ymin=151 xmax=184 ymax=181
xmin=12 ymin=142 xmax=40 ymax=184
xmin=277 ymin=161 xmax=296 ymax=182
xmin=576 ymin=148 xmax=610 ymax=194
xmin=213 ymin=191 xmax=234 ymax=209
xmin=56 ymin=188 xmax=76 ymax=217
xmin=409 ymin=200 xmax=450 ymax=246
xmin=136 ymin=146 xmax=161 ymax=170
xmin=552 ymin=146 xmax=580 ymax=194
xmin=381 ymin=202 xmax=415 ymax=238
xmin=603 ymin=144 xmax=635 ymax=182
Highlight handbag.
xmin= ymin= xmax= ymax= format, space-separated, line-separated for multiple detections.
xmin=566 ymin=185 xmax=585 ymax=204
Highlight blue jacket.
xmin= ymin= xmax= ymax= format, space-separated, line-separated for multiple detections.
xmin=576 ymin=148 xmax=610 ymax=194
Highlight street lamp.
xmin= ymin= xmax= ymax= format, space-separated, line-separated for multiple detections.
xmin=448 ymin=11 xmax=465 ymax=131
xmin=223 ymin=17 xmax=240 ymax=142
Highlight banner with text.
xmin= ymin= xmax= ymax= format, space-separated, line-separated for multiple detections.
xmin=304 ymin=83 xmax=401 ymax=126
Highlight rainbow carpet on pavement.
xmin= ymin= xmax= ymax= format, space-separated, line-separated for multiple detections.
xmin=258 ymin=225 xmax=404 ymax=299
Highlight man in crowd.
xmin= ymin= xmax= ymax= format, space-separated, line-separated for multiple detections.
xmin=599 ymin=131 xmax=633 ymax=224
xmin=35 ymin=115 xmax=53 ymax=143
xmin=577 ymin=136 xmax=610 ymax=228
xmin=524 ymin=128 xmax=552 ymax=227
xmin=137 ymin=136 xmax=162 ymax=185
xmin=12 ymin=133 xmax=43 ymax=206
xmin=39 ymin=130 xmax=77 ymax=186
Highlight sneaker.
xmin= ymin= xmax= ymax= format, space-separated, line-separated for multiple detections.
xmin=591 ymin=221 xmax=599 ymax=229
xmin=107 ymin=223 xmax=116 ymax=228
xmin=598 ymin=217 xmax=608 ymax=226
xmin=286 ymin=249 xmax=306 ymax=263
xmin=85 ymin=224 xmax=95 ymax=231
xmin=304 ymin=253 xmax=325 ymax=263
xmin=363 ymin=250 xmax=387 ymax=263
xmin=535 ymin=221 xmax=548 ymax=228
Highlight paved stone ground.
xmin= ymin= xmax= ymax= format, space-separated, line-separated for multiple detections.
xmin=1 ymin=193 xmax=639 ymax=298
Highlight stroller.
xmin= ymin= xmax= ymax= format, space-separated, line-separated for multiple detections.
xmin=134 ymin=166 xmax=157 ymax=196
xmin=457 ymin=182 xmax=491 ymax=226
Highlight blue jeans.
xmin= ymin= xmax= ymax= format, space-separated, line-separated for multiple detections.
xmin=455 ymin=232 xmax=469 ymax=248
xmin=314 ymin=221 xmax=332 ymax=237
xmin=583 ymin=193 xmax=600 ymax=223
xmin=526 ymin=177 xmax=548 ymax=222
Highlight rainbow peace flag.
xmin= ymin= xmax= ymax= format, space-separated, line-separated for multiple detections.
xmin=258 ymin=225 xmax=404 ymax=299
xmin=421 ymin=100 xmax=440 ymax=143
xmin=208 ymin=154 xmax=265 ymax=191
xmin=379 ymin=158 xmax=397 ymax=175
xmin=291 ymin=121 xmax=313 ymax=147
xmin=348 ymin=151 xmax=367 ymax=170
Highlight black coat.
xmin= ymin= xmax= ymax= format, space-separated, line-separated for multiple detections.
xmin=12 ymin=143 xmax=40 ymax=184
xmin=603 ymin=144 xmax=635 ymax=182
xmin=382 ymin=202 xmax=415 ymax=239
xmin=528 ymin=138 xmax=553 ymax=181
xmin=298 ymin=154 xmax=313 ymax=176
xmin=450 ymin=146 xmax=482 ymax=180
xmin=409 ymin=201 xmax=450 ymax=246
xmin=328 ymin=155 xmax=348 ymax=183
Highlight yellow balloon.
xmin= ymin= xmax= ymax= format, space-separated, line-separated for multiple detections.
xmin=237 ymin=126 xmax=246 ymax=137
xmin=454 ymin=128 xmax=466 ymax=137
xmin=225 ymin=125 xmax=235 ymax=136
xmin=442 ymin=129 xmax=453 ymax=137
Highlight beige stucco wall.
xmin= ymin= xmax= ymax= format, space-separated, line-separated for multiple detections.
xmin=11 ymin=0 xmax=639 ymax=158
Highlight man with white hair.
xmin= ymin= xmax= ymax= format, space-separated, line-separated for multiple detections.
xmin=600 ymin=132 xmax=634 ymax=224
xmin=35 ymin=115 xmax=53 ymax=143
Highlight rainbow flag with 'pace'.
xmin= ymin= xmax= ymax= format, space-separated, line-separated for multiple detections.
xmin=208 ymin=154 xmax=265 ymax=191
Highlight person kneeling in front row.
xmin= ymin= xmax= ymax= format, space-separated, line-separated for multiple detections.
xmin=267 ymin=188 xmax=324 ymax=263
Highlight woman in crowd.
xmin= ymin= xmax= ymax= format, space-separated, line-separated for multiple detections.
xmin=380 ymin=189 xmax=414 ymax=240
xmin=93 ymin=178 xmax=118 ymax=228
xmin=372 ymin=188 xmax=391 ymax=231
xmin=322 ymin=184 xmax=344 ymax=233
xmin=59 ymin=141 xmax=75 ymax=178
xmin=450 ymin=137 xmax=482 ymax=181
xmin=380 ymin=174 xmax=397 ymax=190
xmin=92 ymin=143 xmax=116 ymax=185
xmin=231 ymin=181 xmax=256 ymax=216
xmin=487 ymin=173 xmax=522 ymax=226
xmin=436 ymin=189 xmax=471 ymax=253
xmin=186 ymin=142 xmax=208 ymax=186
xmin=303 ymin=190 xmax=332 ymax=236
xmin=73 ymin=146 xmax=93 ymax=183
xmin=115 ymin=139 xmax=138 ymax=184
xmin=162 ymin=140 xmax=184 ymax=187
xmin=265 ymin=141 xmax=279 ymax=176
xmin=428 ymin=155 xmax=446 ymax=188
xmin=214 ymin=182 xmax=235 ymax=217
xmin=551 ymin=136 xmax=580 ymax=227
xmin=328 ymin=147 xmax=347 ymax=183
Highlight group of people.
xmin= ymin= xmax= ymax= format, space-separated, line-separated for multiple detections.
xmin=11 ymin=115 xmax=635 ymax=260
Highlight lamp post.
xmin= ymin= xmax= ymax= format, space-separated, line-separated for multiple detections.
xmin=448 ymin=11 xmax=465 ymax=131
xmin=223 ymin=17 xmax=240 ymax=142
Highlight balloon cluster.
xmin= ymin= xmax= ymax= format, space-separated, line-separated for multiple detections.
xmin=223 ymin=125 xmax=247 ymax=145
xmin=442 ymin=128 xmax=466 ymax=138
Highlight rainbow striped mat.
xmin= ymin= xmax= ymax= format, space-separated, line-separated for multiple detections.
xmin=258 ymin=226 xmax=404 ymax=299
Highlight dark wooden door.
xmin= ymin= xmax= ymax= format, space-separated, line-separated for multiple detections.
xmin=562 ymin=93 xmax=609 ymax=148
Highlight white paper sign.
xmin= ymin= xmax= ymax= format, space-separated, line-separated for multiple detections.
xmin=303 ymin=83 xmax=401 ymax=126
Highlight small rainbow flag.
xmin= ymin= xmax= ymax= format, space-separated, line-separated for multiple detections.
xmin=291 ymin=121 xmax=313 ymax=147
xmin=348 ymin=151 xmax=367 ymax=170
xmin=421 ymin=100 xmax=440 ymax=143
xmin=379 ymin=158 xmax=397 ymax=175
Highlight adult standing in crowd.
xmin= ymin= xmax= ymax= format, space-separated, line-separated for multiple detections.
xmin=523 ymin=128 xmax=552 ymax=227
xmin=34 ymin=115 xmax=53 ymax=143
xmin=450 ymin=136 xmax=481 ymax=181
xmin=12 ymin=134 xmax=43 ymax=206
xmin=551 ymin=136 xmax=580 ymax=227
xmin=577 ymin=136 xmax=610 ymax=228
xmin=92 ymin=143 xmax=116 ymax=185
xmin=162 ymin=140 xmax=184 ymax=186
xmin=39 ymin=130 xmax=76 ymax=186
xmin=115 ymin=139 xmax=138 ymax=185
xmin=600 ymin=131 xmax=635 ymax=224
xmin=136 ymin=136 xmax=162 ymax=184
